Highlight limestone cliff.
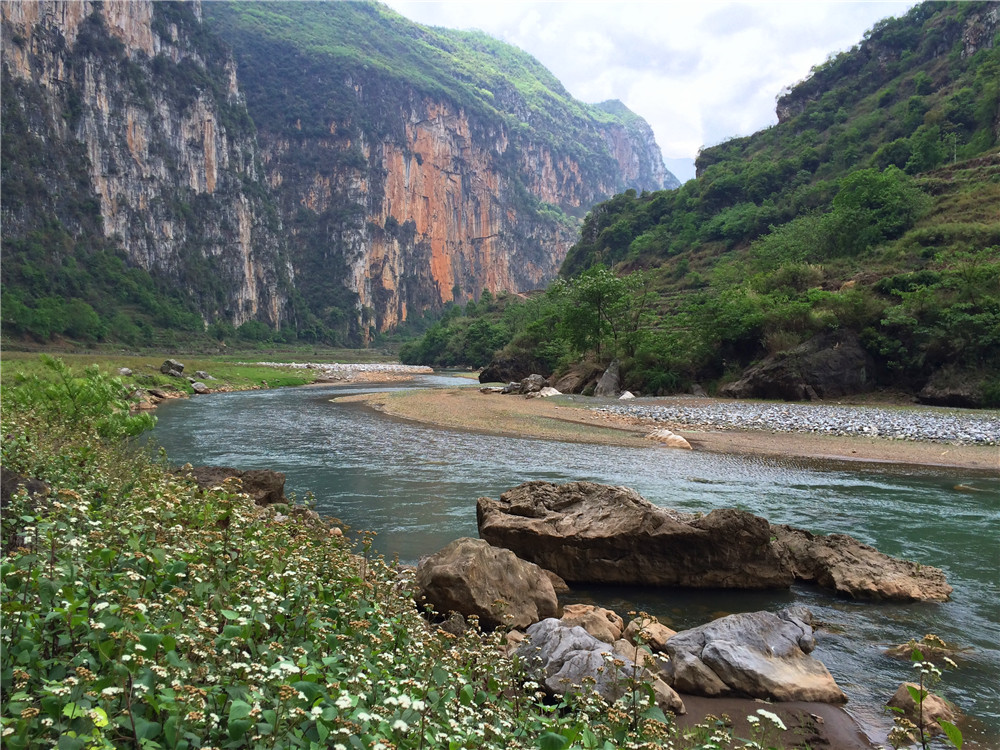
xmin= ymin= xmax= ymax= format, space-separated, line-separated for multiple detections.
xmin=1 ymin=0 xmax=291 ymax=327
xmin=207 ymin=2 xmax=677 ymax=337
xmin=2 ymin=0 xmax=676 ymax=343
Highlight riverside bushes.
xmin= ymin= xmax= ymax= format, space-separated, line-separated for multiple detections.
xmin=1 ymin=358 xmax=809 ymax=749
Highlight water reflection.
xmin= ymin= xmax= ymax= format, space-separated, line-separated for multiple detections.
xmin=152 ymin=376 xmax=1000 ymax=747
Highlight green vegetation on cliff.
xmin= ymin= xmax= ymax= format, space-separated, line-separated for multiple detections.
xmin=402 ymin=1 xmax=1000 ymax=403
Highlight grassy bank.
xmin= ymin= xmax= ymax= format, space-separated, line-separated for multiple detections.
xmin=2 ymin=359 xmax=833 ymax=749
xmin=0 ymin=352 xmax=328 ymax=395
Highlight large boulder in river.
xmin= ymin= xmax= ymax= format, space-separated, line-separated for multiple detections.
xmin=415 ymin=537 xmax=558 ymax=630
xmin=515 ymin=618 xmax=685 ymax=715
xmin=772 ymin=525 xmax=952 ymax=602
xmin=664 ymin=607 xmax=847 ymax=704
xmin=175 ymin=466 xmax=286 ymax=506
xmin=478 ymin=481 xmax=951 ymax=601
xmin=477 ymin=481 xmax=793 ymax=589
xmin=719 ymin=330 xmax=875 ymax=401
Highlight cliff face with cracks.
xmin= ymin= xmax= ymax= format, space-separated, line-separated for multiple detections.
xmin=1 ymin=0 xmax=292 ymax=326
xmin=2 ymin=0 xmax=676 ymax=342
xmin=209 ymin=1 xmax=677 ymax=339
xmin=262 ymin=93 xmax=589 ymax=334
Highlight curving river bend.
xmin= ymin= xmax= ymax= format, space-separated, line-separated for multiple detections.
xmin=151 ymin=375 xmax=1000 ymax=747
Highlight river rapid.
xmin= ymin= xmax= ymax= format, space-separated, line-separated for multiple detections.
xmin=151 ymin=375 xmax=1000 ymax=747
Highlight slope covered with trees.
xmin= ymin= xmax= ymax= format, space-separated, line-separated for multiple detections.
xmin=403 ymin=1 xmax=1000 ymax=405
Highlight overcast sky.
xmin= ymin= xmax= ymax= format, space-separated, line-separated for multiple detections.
xmin=383 ymin=1 xmax=920 ymax=182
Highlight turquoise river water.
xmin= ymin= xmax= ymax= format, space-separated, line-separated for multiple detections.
xmin=151 ymin=375 xmax=1000 ymax=747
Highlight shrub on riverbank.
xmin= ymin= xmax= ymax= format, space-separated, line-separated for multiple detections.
xmin=2 ymin=360 xmax=806 ymax=749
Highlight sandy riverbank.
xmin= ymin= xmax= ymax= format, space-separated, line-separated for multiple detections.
xmin=337 ymin=387 xmax=999 ymax=472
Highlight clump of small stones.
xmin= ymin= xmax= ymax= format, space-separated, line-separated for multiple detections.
xmin=595 ymin=400 xmax=999 ymax=446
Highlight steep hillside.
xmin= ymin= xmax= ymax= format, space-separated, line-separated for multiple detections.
xmin=1 ymin=1 xmax=293 ymax=345
xmin=401 ymin=1 xmax=1000 ymax=405
xmin=204 ymin=1 xmax=676 ymax=340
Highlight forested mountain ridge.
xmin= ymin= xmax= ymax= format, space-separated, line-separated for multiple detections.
xmin=1 ymin=0 xmax=674 ymax=347
xmin=203 ymin=1 xmax=676 ymax=339
xmin=403 ymin=1 xmax=1000 ymax=406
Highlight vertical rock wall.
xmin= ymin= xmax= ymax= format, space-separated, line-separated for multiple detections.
xmin=1 ymin=0 xmax=292 ymax=326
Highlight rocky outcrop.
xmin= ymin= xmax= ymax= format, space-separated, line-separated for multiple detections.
xmin=515 ymin=618 xmax=685 ymax=715
xmin=1 ymin=1 xmax=293 ymax=327
xmin=772 ymin=524 xmax=952 ymax=602
xmin=918 ymin=367 xmax=988 ymax=408
xmin=594 ymin=359 xmax=622 ymax=397
xmin=415 ymin=537 xmax=558 ymax=630
xmin=477 ymin=481 xmax=794 ymax=589
xmin=553 ymin=362 xmax=604 ymax=394
xmin=720 ymin=331 xmax=875 ymax=402
xmin=664 ymin=607 xmax=847 ymax=704
xmin=478 ymin=481 xmax=952 ymax=601
xmin=175 ymin=465 xmax=286 ymax=506
xmin=0 ymin=467 xmax=49 ymax=510
xmin=480 ymin=355 xmax=551 ymax=385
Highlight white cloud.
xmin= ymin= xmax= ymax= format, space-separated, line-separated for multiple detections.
xmin=385 ymin=1 xmax=919 ymax=182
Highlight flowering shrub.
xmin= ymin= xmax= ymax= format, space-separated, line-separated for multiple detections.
xmin=2 ymin=359 xmax=795 ymax=749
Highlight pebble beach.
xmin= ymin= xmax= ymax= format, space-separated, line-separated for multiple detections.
xmin=595 ymin=398 xmax=1000 ymax=446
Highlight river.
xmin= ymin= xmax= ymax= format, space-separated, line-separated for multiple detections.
xmin=151 ymin=375 xmax=1000 ymax=747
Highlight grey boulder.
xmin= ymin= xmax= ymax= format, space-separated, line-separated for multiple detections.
xmin=160 ymin=359 xmax=185 ymax=375
xmin=663 ymin=607 xmax=847 ymax=704
xmin=516 ymin=618 xmax=685 ymax=714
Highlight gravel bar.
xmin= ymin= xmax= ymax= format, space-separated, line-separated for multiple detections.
xmin=595 ymin=400 xmax=1000 ymax=446
xmin=238 ymin=362 xmax=433 ymax=374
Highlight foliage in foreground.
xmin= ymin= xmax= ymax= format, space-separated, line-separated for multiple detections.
xmin=2 ymin=360 xmax=804 ymax=749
